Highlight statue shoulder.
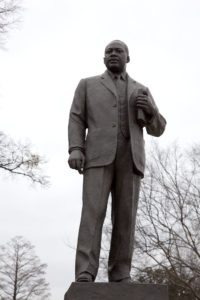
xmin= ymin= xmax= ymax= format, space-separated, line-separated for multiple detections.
xmin=128 ymin=76 xmax=147 ymax=90
xmin=82 ymin=74 xmax=102 ymax=83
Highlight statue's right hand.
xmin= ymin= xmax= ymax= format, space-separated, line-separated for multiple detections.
xmin=68 ymin=150 xmax=85 ymax=174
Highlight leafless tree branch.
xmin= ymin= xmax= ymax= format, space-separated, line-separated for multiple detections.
xmin=0 ymin=0 xmax=22 ymax=45
xmin=0 ymin=131 xmax=49 ymax=185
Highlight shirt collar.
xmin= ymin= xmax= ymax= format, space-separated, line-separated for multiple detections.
xmin=107 ymin=69 xmax=127 ymax=81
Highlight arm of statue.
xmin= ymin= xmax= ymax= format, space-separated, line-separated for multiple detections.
xmin=68 ymin=149 xmax=85 ymax=174
xmin=68 ymin=79 xmax=87 ymax=171
xmin=136 ymin=90 xmax=155 ymax=120
xmin=136 ymin=88 xmax=166 ymax=137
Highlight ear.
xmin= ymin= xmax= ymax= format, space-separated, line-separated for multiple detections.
xmin=127 ymin=56 xmax=130 ymax=63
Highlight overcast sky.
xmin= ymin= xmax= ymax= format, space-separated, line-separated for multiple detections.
xmin=0 ymin=0 xmax=200 ymax=298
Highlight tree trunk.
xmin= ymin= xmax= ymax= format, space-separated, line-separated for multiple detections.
xmin=13 ymin=252 xmax=19 ymax=300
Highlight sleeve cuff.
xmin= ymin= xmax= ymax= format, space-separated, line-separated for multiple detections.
xmin=69 ymin=147 xmax=84 ymax=154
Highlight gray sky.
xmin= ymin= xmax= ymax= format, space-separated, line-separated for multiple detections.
xmin=0 ymin=0 xmax=200 ymax=298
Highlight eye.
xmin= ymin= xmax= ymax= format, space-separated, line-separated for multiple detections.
xmin=116 ymin=48 xmax=123 ymax=53
xmin=105 ymin=48 xmax=112 ymax=54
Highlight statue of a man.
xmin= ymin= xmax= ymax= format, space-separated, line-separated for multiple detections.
xmin=68 ymin=40 xmax=166 ymax=283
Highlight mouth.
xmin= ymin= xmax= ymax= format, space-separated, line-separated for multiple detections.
xmin=109 ymin=59 xmax=119 ymax=63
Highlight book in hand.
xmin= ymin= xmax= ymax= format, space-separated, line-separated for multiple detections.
xmin=136 ymin=88 xmax=148 ymax=127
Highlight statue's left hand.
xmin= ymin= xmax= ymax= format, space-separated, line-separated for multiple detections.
xmin=136 ymin=94 xmax=155 ymax=118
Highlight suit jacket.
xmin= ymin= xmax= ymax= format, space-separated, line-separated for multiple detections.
xmin=68 ymin=70 xmax=166 ymax=177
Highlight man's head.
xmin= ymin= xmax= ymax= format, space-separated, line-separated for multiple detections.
xmin=104 ymin=40 xmax=130 ymax=74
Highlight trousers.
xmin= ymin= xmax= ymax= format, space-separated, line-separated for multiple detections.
xmin=75 ymin=132 xmax=141 ymax=281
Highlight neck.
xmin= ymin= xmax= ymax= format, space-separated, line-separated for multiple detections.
xmin=108 ymin=68 xmax=126 ymax=75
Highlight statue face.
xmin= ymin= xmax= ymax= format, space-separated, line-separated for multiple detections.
xmin=104 ymin=41 xmax=129 ymax=74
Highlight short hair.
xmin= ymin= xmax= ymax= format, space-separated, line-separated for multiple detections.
xmin=105 ymin=40 xmax=129 ymax=55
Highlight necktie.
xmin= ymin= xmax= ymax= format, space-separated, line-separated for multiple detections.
xmin=114 ymin=76 xmax=130 ymax=139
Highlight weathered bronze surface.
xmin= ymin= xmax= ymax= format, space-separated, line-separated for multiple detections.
xmin=68 ymin=40 xmax=166 ymax=282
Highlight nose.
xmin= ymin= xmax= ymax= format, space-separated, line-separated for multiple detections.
xmin=110 ymin=50 xmax=118 ymax=56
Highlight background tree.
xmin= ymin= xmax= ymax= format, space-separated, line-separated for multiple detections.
xmin=0 ymin=236 xmax=50 ymax=300
xmin=0 ymin=132 xmax=49 ymax=185
xmin=134 ymin=266 xmax=193 ymax=300
xmin=134 ymin=142 xmax=200 ymax=299
xmin=0 ymin=2 xmax=48 ymax=185
xmin=98 ymin=142 xmax=200 ymax=300
xmin=0 ymin=0 xmax=21 ymax=46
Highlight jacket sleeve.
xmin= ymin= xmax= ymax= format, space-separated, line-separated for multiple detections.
xmin=145 ymin=88 xmax=167 ymax=137
xmin=68 ymin=79 xmax=87 ymax=153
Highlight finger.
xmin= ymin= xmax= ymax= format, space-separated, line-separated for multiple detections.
xmin=78 ymin=158 xmax=85 ymax=174
xmin=78 ymin=169 xmax=84 ymax=174
xmin=81 ymin=157 xmax=85 ymax=168
xmin=76 ymin=160 xmax=81 ymax=172
xmin=136 ymin=102 xmax=149 ymax=108
xmin=68 ymin=159 xmax=75 ymax=169
xmin=136 ymin=98 xmax=148 ymax=104
xmin=70 ymin=159 xmax=78 ymax=170
xmin=136 ymin=95 xmax=148 ymax=100
xmin=136 ymin=100 xmax=148 ymax=106
xmin=68 ymin=159 xmax=74 ymax=169
xmin=78 ymin=158 xmax=85 ymax=172
xmin=137 ymin=98 xmax=150 ymax=104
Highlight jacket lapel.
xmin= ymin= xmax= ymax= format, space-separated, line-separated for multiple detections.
xmin=100 ymin=71 xmax=117 ymax=98
xmin=100 ymin=71 xmax=137 ymax=101
xmin=127 ymin=74 xmax=137 ymax=103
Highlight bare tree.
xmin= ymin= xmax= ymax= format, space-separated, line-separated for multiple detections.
xmin=0 ymin=0 xmax=21 ymax=45
xmin=98 ymin=142 xmax=200 ymax=299
xmin=133 ymin=266 xmax=194 ymax=300
xmin=0 ymin=236 xmax=50 ymax=300
xmin=134 ymin=142 xmax=200 ymax=299
xmin=0 ymin=132 xmax=49 ymax=185
xmin=0 ymin=2 xmax=48 ymax=185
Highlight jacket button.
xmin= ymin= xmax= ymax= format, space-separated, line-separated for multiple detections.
xmin=112 ymin=123 xmax=116 ymax=127
xmin=113 ymin=103 xmax=117 ymax=108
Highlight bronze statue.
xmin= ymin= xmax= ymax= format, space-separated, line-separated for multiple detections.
xmin=68 ymin=40 xmax=166 ymax=283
